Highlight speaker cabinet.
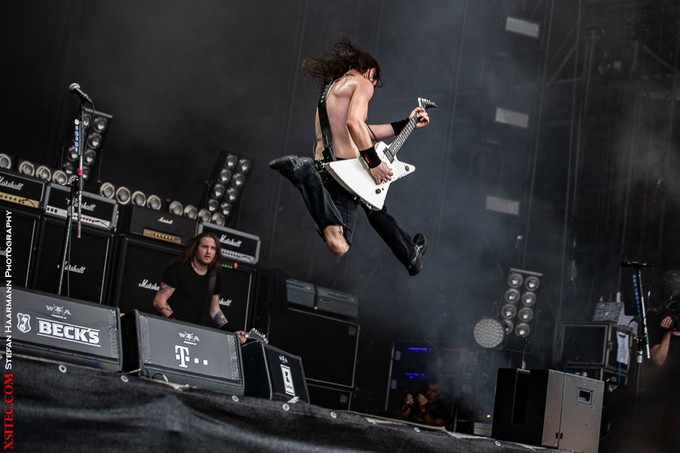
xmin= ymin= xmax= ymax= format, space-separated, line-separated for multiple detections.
xmin=1 ymin=286 xmax=122 ymax=371
xmin=257 ymin=308 xmax=359 ymax=388
xmin=559 ymin=322 xmax=631 ymax=372
xmin=31 ymin=217 xmax=113 ymax=304
xmin=307 ymin=383 xmax=352 ymax=410
xmin=0 ymin=204 xmax=40 ymax=287
xmin=108 ymin=236 xmax=183 ymax=314
xmin=492 ymin=368 xmax=604 ymax=453
xmin=217 ymin=263 xmax=255 ymax=332
xmin=241 ymin=341 xmax=308 ymax=402
xmin=121 ymin=310 xmax=244 ymax=395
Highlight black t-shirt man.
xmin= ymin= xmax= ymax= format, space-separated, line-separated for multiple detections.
xmin=161 ymin=260 xmax=222 ymax=326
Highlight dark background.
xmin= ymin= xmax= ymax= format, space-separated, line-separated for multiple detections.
xmin=3 ymin=0 xmax=680 ymax=421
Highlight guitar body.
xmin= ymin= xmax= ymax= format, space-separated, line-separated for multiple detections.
xmin=325 ymin=141 xmax=416 ymax=211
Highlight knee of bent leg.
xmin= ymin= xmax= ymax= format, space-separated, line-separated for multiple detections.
xmin=323 ymin=225 xmax=349 ymax=257
xmin=327 ymin=239 xmax=349 ymax=257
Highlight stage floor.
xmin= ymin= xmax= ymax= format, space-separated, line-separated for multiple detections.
xmin=9 ymin=355 xmax=573 ymax=453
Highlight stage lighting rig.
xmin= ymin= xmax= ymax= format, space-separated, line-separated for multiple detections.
xmin=202 ymin=150 xmax=251 ymax=225
xmin=61 ymin=108 xmax=113 ymax=190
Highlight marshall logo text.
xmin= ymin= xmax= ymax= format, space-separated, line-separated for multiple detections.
xmin=0 ymin=177 xmax=23 ymax=191
xmin=138 ymin=279 xmax=160 ymax=291
xmin=219 ymin=234 xmax=242 ymax=248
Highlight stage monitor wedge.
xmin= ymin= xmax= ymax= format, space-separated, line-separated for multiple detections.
xmin=242 ymin=341 xmax=309 ymax=403
xmin=121 ymin=310 xmax=244 ymax=395
xmin=0 ymin=286 xmax=122 ymax=371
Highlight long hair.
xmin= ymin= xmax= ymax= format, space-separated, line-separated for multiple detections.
xmin=173 ymin=232 xmax=222 ymax=276
xmin=302 ymin=35 xmax=382 ymax=89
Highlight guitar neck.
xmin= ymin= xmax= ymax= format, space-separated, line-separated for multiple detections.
xmin=384 ymin=116 xmax=418 ymax=163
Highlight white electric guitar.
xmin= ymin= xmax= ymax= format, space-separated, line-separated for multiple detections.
xmin=325 ymin=97 xmax=437 ymax=210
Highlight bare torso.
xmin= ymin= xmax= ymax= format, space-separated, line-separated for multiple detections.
xmin=314 ymin=71 xmax=373 ymax=160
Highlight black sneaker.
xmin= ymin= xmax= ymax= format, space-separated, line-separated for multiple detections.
xmin=269 ymin=155 xmax=313 ymax=178
xmin=407 ymin=233 xmax=428 ymax=276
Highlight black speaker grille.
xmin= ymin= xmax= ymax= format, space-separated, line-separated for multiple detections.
xmin=264 ymin=308 xmax=359 ymax=388
xmin=0 ymin=205 xmax=40 ymax=287
xmin=109 ymin=236 xmax=182 ymax=314
xmin=32 ymin=217 xmax=113 ymax=304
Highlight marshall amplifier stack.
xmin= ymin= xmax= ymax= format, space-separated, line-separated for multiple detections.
xmin=0 ymin=169 xmax=46 ymax=288
xmin=198 ymin=223 xmax=261 ymax=265
xmin=44 ymin=183 xmax=118 ymax=231
xmin=0 ymin=286 xmax=123 ymax=371
xmin=118 ymin=204 xmax=197 ymax=246
xmin=30 ymin=182 xmax=118 ymax=304
xmin=121 ymin=310 xmax=244 ymax=395
xmin=31 ymin=184 xmax=118 ymax=305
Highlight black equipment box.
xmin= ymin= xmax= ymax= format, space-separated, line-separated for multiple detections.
xmin=0 ymin=286 xmax=122 ymax=371
xmin=121 ymin=310 xmax=244 ymax=395
xmin=285 ymin=278 xmax=316 ymax=309
xmin=259 ymin=308 xmax=359 ymax=388
xmin=315 ymin=285 xmax=358 ymax=319
xmin=307 ymin=382 xmax=352 ymax=410
xmin=241 ymin=341 xmax=309 ymax=402
xmin=118 ymin=205 xmax=197 ymax=246
xmin=559 ymin=321 xmax=632 ymax=371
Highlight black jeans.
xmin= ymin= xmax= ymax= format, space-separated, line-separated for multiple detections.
xmin=293 ymin=161 xmax=415 ymax=267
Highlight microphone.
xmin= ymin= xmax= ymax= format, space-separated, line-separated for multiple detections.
xmin=68 ymin=83 xmax=93 ymax=104
xmin=621 ymin=260 xmax=651 ymax=268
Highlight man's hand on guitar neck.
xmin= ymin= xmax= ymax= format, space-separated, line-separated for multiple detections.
xmin=411 ymin=106 xmax=430 ymax=129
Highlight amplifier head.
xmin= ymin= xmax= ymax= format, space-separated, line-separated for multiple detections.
xmin=199 ymin=223 xmax=260 ymax=265
xmin=45 ymin=183 xmax=118 ymax=230
xmin=0 ymin=169 xmax=46 ymax=209
xmin=119 ymin=205 xmax=197 ymax=246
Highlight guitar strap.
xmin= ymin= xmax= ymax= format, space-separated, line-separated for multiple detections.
xmin=198 ymin=273 xmax=217 ymax=327
xmin=318 ymin=82 xmax=335 ymax=162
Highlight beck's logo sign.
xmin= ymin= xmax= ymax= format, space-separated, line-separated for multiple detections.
xmin=19 ymin=314 xmax=101 ymax=347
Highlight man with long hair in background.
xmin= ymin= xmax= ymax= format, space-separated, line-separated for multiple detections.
xmin=153 ymin=232 xmax=246 ymax=343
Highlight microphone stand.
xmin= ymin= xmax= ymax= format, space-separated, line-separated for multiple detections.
xmin=57 ymin=103 xmax=87 ymax=297
xmin=630 ymin=265 xmax=651 ymax=422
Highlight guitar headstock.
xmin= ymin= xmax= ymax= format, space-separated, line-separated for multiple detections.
xmin=418 ymin=97 xmax=438 ymax=110
xmin=245 ymin=328 xmax=268 ymax=344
